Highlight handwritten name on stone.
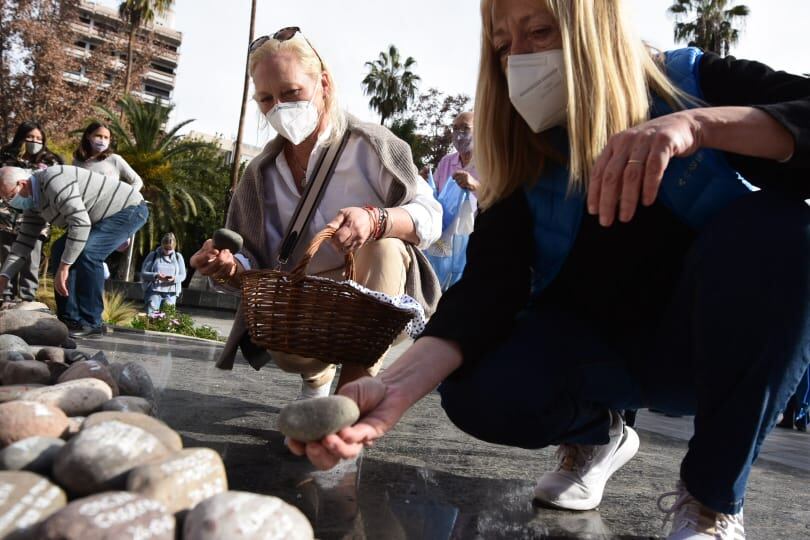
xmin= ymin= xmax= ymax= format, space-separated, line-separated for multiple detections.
xmin=0 ymin=472 xmax=66 ymax=537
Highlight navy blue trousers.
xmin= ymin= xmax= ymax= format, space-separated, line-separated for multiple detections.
xmin=439 ymin=191 xmax=810 ymax=514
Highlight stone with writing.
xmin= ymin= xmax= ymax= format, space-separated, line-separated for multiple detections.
xmin=89 ymin=351 xmax=110 ymax=366
xmin=0 ymin=401 xmax=68 ymax=448
xmin=184 ymin=491 xmax=313 ymax=540
xmin=0 ymin=311 xmax=68 ymax=347
xmin=20 ymin=378 xmax=113 ymax=416
xmin=101 ymin=396 xmax=156 ymax=416
xmin=0 ymin=471 xmax=66 ymax=539
xmin=127 ymin=448 xmax=227 ymax=515
xmin=35 ymin=347 xmax=65 ymax=364
xmin=0 ymin=384 xmax=45 ymax=404
xmin=53 ymin=420 xmax=172 ymax=496
xmin=2 ymin=360 xmax=51 ymax=385
xmin=37 ymin=491 xmax=175 ymax=540
xmin=278 ymin=395 xmax=360 ymax=442
xmin=63 ymin=417 xmax=85 ymax=440
xmin=0 ymin=334 xmax=30 ymax=352
xmin=116 ymin=362 xmax=158 ymax=404
xmin=57 ymin=360 xmax=119 ymax=396
xmin=83 ymin=411 xmax=182 ymax=452
xmin=0 ymin=437 xmax=65 ymax=473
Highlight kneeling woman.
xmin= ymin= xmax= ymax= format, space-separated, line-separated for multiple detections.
xmin=294 ymin=1 xmax=810 ymax=539
xmin=191 ymin=28 xmax=441 ymax=400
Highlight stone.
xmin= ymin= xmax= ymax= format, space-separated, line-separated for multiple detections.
xmin=20 ymin=378 xmax=113 ymax=416
xmin=37 ymin=491 xmax=175 ymax=540
xmin=0 ymin=437 xmax=65 ymax=473
xmin=83 ymin=412 xmax=182 ymax=452
xmin=212 ymin=228 xmax=244 ymax=253
xmin=63 ymin=349 xmax=91 ymax=364
xmin=0 ymin=311 xmax=68 ymax=346
xmin=183 ymin=491 xmax=313 ymax=540
xmin=0 ymin=401 xmax=68 ymax=447
xmin=60 ymin=337 xmax=77 ymax=350
xmin=0 ymin=350 xmax=33 ymax=363
xmin=35 ymin=347 xmax=65 ymax=364
xmin=89 ymin=351 xmax=109 ymax=366
xmin=57 ymin=360 xmax=119 ymax=396
xmin=52 ymin=420 xmax=173 ymax=496
xmin=45 ymin=360 xmax=69 ymax=384
xmin=63 ymin=417 xmax=85 ymax=440
xmin=127 ymin=448 xmax=227 ymax=515
xmin=101 ymin=396 xmax=156 ymax=416
xmin=108 ymin=362 xmax=125 ymax=381
xmin=10 ymin=301 xmax=50 ymax=312
xmin=0 ymin=471 xmax=66 ymax=539
xmin=0 ymin=334 xmax=30 ymax=352
xmin=116 ymin=361 xmax=158 ymax=404
xmin=0 ymin=384 xmax=45 ymax=404
xmin=278 ymin=395 xmax=360 ymax=442
xmin=2 ymin=360 xmax=51 ymax=385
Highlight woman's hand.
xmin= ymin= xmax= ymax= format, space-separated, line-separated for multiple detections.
xmin=588 ymin=110 xmax=702 ymax=227
xmin=287 ymin=376 xmax=410 ymax=470
xmin=327 ymin=207 xmax=376 ymax=253
xmin=189 ymin=239 xmax=240 ymax=282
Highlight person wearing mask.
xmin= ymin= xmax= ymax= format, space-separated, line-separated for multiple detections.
xmin=291 ymin=1 xmax=810 ymax=539
xmin=72 ymin=122 xmax=143 ymax=190
xmin=190 ymin=27 xmax=441 ymax=402
xmin=0 ymin=165 xmax=148 ymax=337
xmin=433 ymin=111 xmax=480 ymax=193
xmin=140 ymin=232 xmax=186 ymax=314
xmin=0 ymin=121 xmax=63 ymax=305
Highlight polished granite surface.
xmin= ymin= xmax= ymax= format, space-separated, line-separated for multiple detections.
xmin=76 ymin=329 xmax=810 ymax=539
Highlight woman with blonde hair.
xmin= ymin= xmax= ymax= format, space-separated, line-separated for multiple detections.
xmin=190 ymin=28 xmax=441 ymax=400
xmin=291 ymin=1 xmax=810 ymax=538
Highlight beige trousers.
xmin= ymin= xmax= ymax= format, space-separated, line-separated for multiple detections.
xmin=272 ymin=238 xmax=411 ymax=389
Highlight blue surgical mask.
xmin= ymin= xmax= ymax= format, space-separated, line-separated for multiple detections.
xmin=8 ymin=194 xmax=35 ymax=211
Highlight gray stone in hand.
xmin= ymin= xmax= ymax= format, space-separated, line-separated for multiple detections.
xmin=0 ymin=311 xmax=68 ymax=346
xmin=212 ymin=228 xmax=243 ymax=253
xmin=0 ymin=471 xmax=66 ymax=539
xmin=278 ymin=395 xmax=360 ymax=443
xmin=0 ymin=436 xmax=65 ymax=473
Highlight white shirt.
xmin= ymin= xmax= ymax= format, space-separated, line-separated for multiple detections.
xmin=236 ymin=131 xmax=441 ymax=276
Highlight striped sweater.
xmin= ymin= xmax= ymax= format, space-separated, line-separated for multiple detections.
xmin=0 ymin=165 xmax=144 ymax=278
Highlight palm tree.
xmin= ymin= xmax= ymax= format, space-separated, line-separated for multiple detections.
xmin=96 ymin=96 xmax=215 ymax=266
xmin=118 ymin=0 xmax=175 ymax=94
xmin=668 ymin=0 xmax=750 ymax=57
xmin=362 ymin=45 xmax=421 ymax=125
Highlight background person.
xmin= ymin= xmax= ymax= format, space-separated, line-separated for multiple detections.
xmin=72 ymin=122 xmax=143 ymax=190
xmin=191 ymin=26 xmax=441 ymax=402
xmin=433 ymin=111 xmax=480 ymax=193
xmin=140 ymin=232 xmax=186 ymax=315
xmin=0 ymin=121 xmax=63 ymax=305
xmin=291 ymin=1 xmax=810 ymax=539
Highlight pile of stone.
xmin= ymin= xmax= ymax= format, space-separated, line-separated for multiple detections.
xmin=0 ymin=308 xmax=314 ymax=539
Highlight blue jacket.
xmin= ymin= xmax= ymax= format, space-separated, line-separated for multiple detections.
xmin=526 ymin=48 xmax=753 ymax=296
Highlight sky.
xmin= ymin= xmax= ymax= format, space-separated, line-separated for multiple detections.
xmin=94 ymin=0 xmax=810 ymax=147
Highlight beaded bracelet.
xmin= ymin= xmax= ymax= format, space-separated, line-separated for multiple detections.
xmin=377 ymin=207 xmax=388 ymax=240
xmin=363 ymin=205 xmax=380 ymax=240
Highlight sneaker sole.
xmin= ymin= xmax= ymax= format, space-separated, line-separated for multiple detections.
xmin=534 ymin=426 xmax=641 ymax=511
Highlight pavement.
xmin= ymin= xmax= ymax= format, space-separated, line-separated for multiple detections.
xmin=76 ymin=311 xmax=810 ymax=539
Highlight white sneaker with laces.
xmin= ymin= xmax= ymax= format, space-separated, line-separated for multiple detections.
xmin=658 ymin=482 xmax=745 ymax=540
xmin=533 ymin=410 xmax=639 ymax=510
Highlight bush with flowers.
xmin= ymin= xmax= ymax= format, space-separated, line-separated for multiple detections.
xmin=130 ymin=304 xmax=222 ymax=341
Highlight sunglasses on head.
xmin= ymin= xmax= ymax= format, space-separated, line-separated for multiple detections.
xmin=248 ymin=26 xmax=325 ymax=70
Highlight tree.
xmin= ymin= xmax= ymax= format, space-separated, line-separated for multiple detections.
xmin=362 ymin=45 xmax=421 ymax=126
xmin=668 ymin=0 xmax=750 ymax=57
xmin=118 ymin=0 xmax=174 ymax=94
xmin=95 ymin=96 xmax=217 ymax=264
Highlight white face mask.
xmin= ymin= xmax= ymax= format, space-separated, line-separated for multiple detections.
xmin=507 ymin=49 xmax=567 ymax=133
xmin=265 ymin=80 xmax=321 ymax=145
xmin=452 ymin=131 xmax=473 ymax=153
xmin=25 ymin=141 xmax=43 ymax=155
xmin=91 ymin=140 xmax=109 ymax=153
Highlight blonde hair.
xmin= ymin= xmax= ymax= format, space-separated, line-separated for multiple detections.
xmin=248 ymin=34 xmax=347 ymax=146
xmin=475 ymin=0 xmax=689 ymax=208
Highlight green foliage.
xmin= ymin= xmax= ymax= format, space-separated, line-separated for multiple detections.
xmin=668 ymin=0 xmax=750 ymax=57
xmin=130 ymin=304 xmax=222 ymax=341
xmin=362 ymin=45 xmax=421 ymax=126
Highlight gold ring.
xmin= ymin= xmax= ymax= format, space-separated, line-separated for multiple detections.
xmin=627 ymin=159 xmax=644 ymax=165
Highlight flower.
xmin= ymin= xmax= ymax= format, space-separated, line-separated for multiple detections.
xmin=149 ymin=311 xmax=165 ymax=319
xmin=170 ymin=319 xmax=180 ymax=325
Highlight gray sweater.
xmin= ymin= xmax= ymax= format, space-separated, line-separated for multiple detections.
xmin=73 ymin=154 xmax=144 ymax=192
xmin=0 ymin=166 xmax=144 ymax=279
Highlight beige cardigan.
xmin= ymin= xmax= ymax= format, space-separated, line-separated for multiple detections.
xmin=216 ymin=115 xmax=441 ymax=370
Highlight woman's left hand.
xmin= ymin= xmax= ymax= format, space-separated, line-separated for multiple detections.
xmin=588 ymin=110 xmax=702 ymax=226
xmin=327 ymin=207 xmax=375 ymax=253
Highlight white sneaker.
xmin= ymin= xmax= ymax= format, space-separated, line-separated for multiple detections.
xmin=533 ymin=411 xmax=639 ymax=510
xmin=658 ymin=482 xmax=745 ymax=539
xmin=296 ymin=381 xmax=331 ymax=401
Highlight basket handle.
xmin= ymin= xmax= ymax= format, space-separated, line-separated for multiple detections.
xmin=290 ymin=226 xmax=356 ymax=281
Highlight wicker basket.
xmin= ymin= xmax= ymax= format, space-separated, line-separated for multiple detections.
xmin=241 ymin=227 xmax=415 ymax=367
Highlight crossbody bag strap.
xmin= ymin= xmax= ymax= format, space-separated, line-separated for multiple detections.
xmin=276 ymin=129 xmax=352 ymax=268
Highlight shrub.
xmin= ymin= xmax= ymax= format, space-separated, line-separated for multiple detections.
xmin=130 ymin=304 xmax=223 ymax=341
xmin=103 ymin=289 xmax=138 ymax=326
